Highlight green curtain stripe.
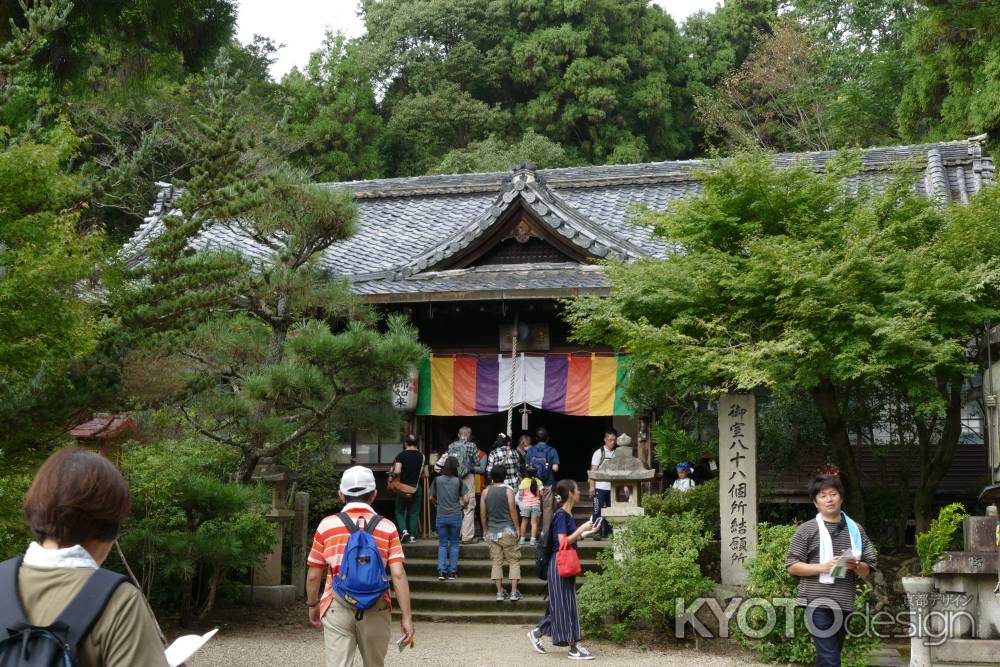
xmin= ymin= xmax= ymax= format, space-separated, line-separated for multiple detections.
xmin=416 ymin=356 xmax=432 ymax=416
xmin=613 ymin=355 xmax=633 ymax=416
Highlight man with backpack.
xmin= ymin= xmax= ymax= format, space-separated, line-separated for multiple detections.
xmin=443 ymin=427 xmax=480 ymax=543
xmin=306 ymin=466 xmax=415 ymax=667
xmin=525 ymin=427 xmax=561 ymax=531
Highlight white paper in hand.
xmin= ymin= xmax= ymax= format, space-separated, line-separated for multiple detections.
xmin=828 ymin=549 xmax=856 ymax=578
xmin=165 ymin=628 xmax=218 ymax=667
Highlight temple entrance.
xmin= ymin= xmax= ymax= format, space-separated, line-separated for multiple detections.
xmin=424 ymin=410 xmax=610 ymax=482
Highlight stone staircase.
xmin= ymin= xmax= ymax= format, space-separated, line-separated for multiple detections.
xmin=393 ymin=538 xmax=605 ymax=624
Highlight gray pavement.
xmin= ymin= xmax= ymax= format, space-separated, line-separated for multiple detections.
xmin=187 ymin=620 xmax=767 ymax=666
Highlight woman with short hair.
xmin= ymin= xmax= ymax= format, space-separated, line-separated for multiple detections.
xmin=1 ymin=448 xmax=167 ymax=666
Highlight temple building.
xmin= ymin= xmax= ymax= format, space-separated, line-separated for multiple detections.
xmin=126 ymin=137 xmax=995 ymax=491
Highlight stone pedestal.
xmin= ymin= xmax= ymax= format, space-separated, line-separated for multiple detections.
xmin=588 ymin=443 xmax=654 ymax=560
xmin=242 ymin=458 xmax=301 ymax=607
xmin=901 ymin=576 xmax=935 ymax=667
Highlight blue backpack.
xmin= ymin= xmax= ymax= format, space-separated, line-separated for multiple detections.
xmin=331 ymin=513 xmax=390 ymax=620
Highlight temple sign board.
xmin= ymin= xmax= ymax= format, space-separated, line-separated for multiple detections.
xmin=719 ymin=393 xmax=758 ymax=587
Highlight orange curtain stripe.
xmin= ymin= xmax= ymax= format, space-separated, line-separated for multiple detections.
xmin=452 ymin=357 xmax=478 ymax=416
xmin=564 ymin=356 xmax=592 ymax=416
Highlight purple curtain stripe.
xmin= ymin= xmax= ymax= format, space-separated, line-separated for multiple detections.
xmin=475 ymin=355 xmax=500 ymax=414
xmin=541 ymin=355 xmax=569 ymax=412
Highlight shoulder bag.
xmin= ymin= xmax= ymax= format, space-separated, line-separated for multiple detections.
xmin=388 ymin=453 xmax=423 ymax=501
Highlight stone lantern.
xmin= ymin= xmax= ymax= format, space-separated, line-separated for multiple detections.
xmin=243 ymin=457 xmax=300 ymax=607
xmin=588 ymin=435 xmax=655 ymax=554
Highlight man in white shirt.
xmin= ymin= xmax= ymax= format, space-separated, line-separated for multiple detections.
xmin=588 ymin=428 xmax=618 ymax=540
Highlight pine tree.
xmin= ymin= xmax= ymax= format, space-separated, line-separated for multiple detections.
xmin=119 ymin=54 xmax=425 ymax=481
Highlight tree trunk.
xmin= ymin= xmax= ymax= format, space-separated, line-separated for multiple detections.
xmin=810 ymin=378 xmax=866 ymax=524
xmin=238 ymin=449 xmax=260 ymax=484
xmin=197 ymin=565 xmax=225 ymax=622
xmin=913 ymin=375 xmax=964 ymax=533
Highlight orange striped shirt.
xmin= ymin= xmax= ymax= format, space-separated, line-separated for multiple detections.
xmin=307 ymin=503 xmax=405 ymax=618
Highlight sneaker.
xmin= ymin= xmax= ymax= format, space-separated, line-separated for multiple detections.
xmin=529 ymin=537 xmax=537 ymax=546
xmin=401 ymin=530 xmax=410 ymax=542
xmin=518 ymin=537 xmax=526 ymax=545
xmin=496 ymin=590 xmax=507 ymax=601
xmin=407 ymin=535 xmax=418 ymax=544
xmin=509 ymin=590 xmax=523 ymax=602
xmin=568 ymin=645 xmax=595 ymax=660
xmin=527 ymin=627 xmax=545 ymax=654
xmin=438 ymin=573 xmax=446 ymax=581
xmin=447 ymin=572 xmax=457 ymax=580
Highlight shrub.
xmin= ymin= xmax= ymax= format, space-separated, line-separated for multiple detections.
xmin=119 ymin=438 xmax=275 ymax=626
xmin=643 ymin=478 xmax=720 ymax=538
xmin=578 ymin=511 xmax=715 ymax=639
xmin=737 ymin=523 xmax=880 ymax=666
xmin=916 ymin=502 xmax=968 ymax=576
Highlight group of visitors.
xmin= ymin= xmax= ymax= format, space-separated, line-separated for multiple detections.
xmin=1 ymin=441 xmax=875 ymax=667
xmin=425 ymin=430 xmax=559 ymax=590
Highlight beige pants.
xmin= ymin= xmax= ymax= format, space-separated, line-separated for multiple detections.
xmin=460 ymin=473 xmax=476 ymax=541
xmin=322 ymin=597 xmax=391 ymax=667
xmin=489 ymin=532 xmax=521 ymax=581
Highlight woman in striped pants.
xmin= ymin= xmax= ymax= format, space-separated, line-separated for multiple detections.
xmin=527 ymin=479 xmax=595 ymax=660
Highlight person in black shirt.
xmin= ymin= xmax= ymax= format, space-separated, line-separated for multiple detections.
xmin=391 ymin=434 xmax=425 ymax=543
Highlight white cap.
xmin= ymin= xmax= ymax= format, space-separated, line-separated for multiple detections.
xmin=340 ymin=466 xmax=377 ymax=496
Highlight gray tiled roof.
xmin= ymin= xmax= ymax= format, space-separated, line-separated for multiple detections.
xmin=123 ymin=137 xmax=994 ymax=301
xmin=352 ymin=262 xmax=610 ymax=301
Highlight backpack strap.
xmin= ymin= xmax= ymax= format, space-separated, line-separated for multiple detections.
xmin=363 ymin=515 xmax=383 ymax=536
xmin=338 ymin=512 xmax=359 ymax=534
xmin=47 ymin=567 xmax=128 ymax=654
xmin=339 ymin=512 xmax=382 ymax=536
xmin=0 ymin=556 xmax=29 ymax=640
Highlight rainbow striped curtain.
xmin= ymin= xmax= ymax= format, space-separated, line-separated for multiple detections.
xmin=415 ymin=354 xmax=633 ymax=417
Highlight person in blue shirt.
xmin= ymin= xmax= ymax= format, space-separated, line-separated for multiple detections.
xmin=525 ymin=427 xmax=561 ymax=530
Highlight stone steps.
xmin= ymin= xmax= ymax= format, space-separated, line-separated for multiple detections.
xmin=408 ymin=590 xmax=547 ymax=612
xmin=868 ymin=647 xmax=907 ymax=666
xmin=399 ymin=538 xmax=604 ymax=623
xmin=408 ymin=575 xmax=567 ymax=595
xmin=392 ymin=608 xmax=541 ymax=624
xmin=402 ymin=557 xmax=601 ymax=578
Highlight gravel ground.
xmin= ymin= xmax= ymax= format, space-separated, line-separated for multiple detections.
xmin=185 ymin=611 xmax=767 ymax=667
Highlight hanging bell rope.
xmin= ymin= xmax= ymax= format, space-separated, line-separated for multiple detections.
xmin=506 ymin=314 xmax=519 ymax=437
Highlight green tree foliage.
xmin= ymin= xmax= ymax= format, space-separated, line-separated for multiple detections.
xmin=566 ymin=152 xmax=1000 ymax=524
xmin=682 ymin=0 xmax=778 ymax=96
xmin=915 ymin=501 xmax=968 ymax=575
xmin=578 ymin=511 xmax=715 ymax=638
xmin=282 ymin=32 xmax=383 ymax=182
xmin=0 ymin=0 xmax=238 ymax=83
xmin=361 ymin=0 xmax=692 ymax=172
xmin=119 ymin=438 xmax=275 ymax=626
xmin=0 ymin=123 xmax=108 ymax=450
xmin=0 ymin=0 xmax=69 ymax=71
xmin=117 ymin=55 xmax=426 ymax=481
xmin=738 ymin=523 xmax=880 ymax=665
xmin=642 ymin=478 xmax=721 ymax=539
xmin=430 ymin=129 xmax=577 ymax=174
xmin=897 ymin=0 xmax=1000 ymax=148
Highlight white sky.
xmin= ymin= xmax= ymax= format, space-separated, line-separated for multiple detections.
xmin=236 ymin=0 xmax=722 ymax=79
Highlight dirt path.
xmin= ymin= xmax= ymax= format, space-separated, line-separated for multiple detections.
xmin=186 ymin=615 xmax=766 ymax=666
